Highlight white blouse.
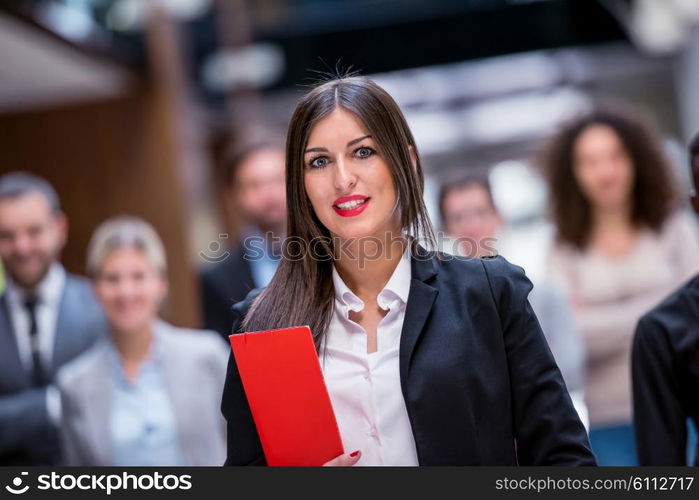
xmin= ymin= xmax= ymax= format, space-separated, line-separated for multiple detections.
xmin=319 ymin=250 xmax=419 ymax=466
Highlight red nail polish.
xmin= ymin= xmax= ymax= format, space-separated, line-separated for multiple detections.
xmin=349 ymin=450 xmax=360 ymax=457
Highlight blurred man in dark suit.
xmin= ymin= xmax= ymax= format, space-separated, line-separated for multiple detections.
xmin=200 ymin=137 xmax=286 ymax=340
xmin=0 ymin=172 xmax=105 ymax=465
xmin=632 ymin=132 xmax=699 ymax=465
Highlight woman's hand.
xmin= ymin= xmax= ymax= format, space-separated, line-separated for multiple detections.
xmin=323 ymin=450 xmax=361 ymax=466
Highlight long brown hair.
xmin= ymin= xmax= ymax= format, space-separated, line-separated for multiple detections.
xmin=541 ymin=105 xmax=678 ymax=249
xmin=240 ymin=76 xmax=436 ymax=348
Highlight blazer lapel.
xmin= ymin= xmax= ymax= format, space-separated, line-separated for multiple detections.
xmin=51 ymin=278 xmax=79 ymax=375
xmin=0 ymin=294 xmax=31 ymax=387
xmin=157 ymin=322 xmax=197 ymax=465
xmin=81 ymin=343 xmax=112 ymax=465
xmin=399 ymin=248 xmax=439 ymax=386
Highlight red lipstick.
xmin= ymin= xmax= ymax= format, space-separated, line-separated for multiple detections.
xmin=332 ymin=194 xmax=371 ymax=217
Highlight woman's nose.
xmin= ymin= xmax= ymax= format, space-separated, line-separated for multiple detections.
xmin=333 ymin=159 xmax=357 ymax=192
xmin=112 ymin=279 xmax=136 ymax=298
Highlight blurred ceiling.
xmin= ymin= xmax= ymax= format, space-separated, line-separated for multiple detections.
xmin=0 ymin=11 xmax=133 ymax=113
xmin=0 ymin=0 xmax=628 ymax=101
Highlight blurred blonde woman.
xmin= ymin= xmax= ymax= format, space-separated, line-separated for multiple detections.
xmin=57 ymin=216 xmax=228 ymax=466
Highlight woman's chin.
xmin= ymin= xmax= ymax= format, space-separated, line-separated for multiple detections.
xmin=331 ymin=225 xmax=378 ymax=242
xmin=593 ymin=196 xmax=628 ymax=212
xmin=109 ymin=318 xmax=151 ymax=337
xmin=326 ymin=215 xmax=402 ymax=244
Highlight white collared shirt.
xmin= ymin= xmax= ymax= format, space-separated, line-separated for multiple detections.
xmin=105 ymin=326 xmax=185 ymax=466
xmin=5 ymin=262 xmax=66 ymax=373
xmin=320 ymin=250 xmax=419 ymax=466
xmin=5 ymin=263 xmax=66 ymax=425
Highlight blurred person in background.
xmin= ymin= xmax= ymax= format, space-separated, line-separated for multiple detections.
xmin=632 ymin=132 xmax=699 ymax=466
xmin=200 ymin=136 xmax=286 ymax=340
xmin=439 ymin=174 xmax=587 ymax=427
xmin=0 ymin=172 xmax=105 ymax=465
xmin=543 ymin=107 xmax=699 ymax=465
xmin=58 ymin=217 xmax=228 ymax=466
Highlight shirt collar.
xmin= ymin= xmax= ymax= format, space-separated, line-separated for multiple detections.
xmin=37 ymin=263 xmax=66 ymax=307
xmin=5 ymin=262 xmax=66 ymax=307
xmin=331 ymin=247 xmax=412 ymax=312
xmin=105 ymin=321 xmax=165 ymax=385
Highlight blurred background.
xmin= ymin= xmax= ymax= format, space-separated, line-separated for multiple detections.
xmin=1 ymin=0 xmax=699 ymax=327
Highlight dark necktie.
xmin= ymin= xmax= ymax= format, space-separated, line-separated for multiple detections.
xmin=23 ymin=295 xmax=46 ymax=386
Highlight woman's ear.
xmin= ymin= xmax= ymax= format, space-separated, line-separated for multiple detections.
xmin=160 ymin=275 xmax=170 ymax=300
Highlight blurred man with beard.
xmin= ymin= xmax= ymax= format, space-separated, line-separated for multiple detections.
xmin=0 ymin=172 xmax=105 ymax=465
xmin=200 ymin=137 xmax=287 ymax=340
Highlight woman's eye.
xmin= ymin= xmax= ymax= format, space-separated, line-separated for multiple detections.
xmin=355 ymin=147 xmax=374 ymax=159
xmin=309 ymin=156 xmax=329 ymax=168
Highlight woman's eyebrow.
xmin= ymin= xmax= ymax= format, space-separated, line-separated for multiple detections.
xmin=304 ymin=146 xmax=327 ymax=154
xmin=347 ymin=134 xmax=372 ymax=147
xmin=304 ymin=135 xmax=372 ymax=154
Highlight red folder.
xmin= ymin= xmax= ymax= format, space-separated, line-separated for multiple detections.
xmin=229 ymin=326 xmax=344 ymax=466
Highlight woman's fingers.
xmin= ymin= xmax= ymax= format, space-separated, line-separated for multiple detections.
xmin=323 ymin=450 xmax=361 ymax=466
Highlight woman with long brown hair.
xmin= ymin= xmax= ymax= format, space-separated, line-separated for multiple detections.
xmin=544 ymin=106 xmax=699 ymax=465
xmin=222 ymin=76 xmax=595 ymax=466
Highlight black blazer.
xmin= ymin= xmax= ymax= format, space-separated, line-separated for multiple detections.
xmin=632 ymin=274 xmax=699 ymax=466
xmin=200 ymin=244 xmax=256 ymax=341
xmin=221 ymin=249 xmax=595 ymax=465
